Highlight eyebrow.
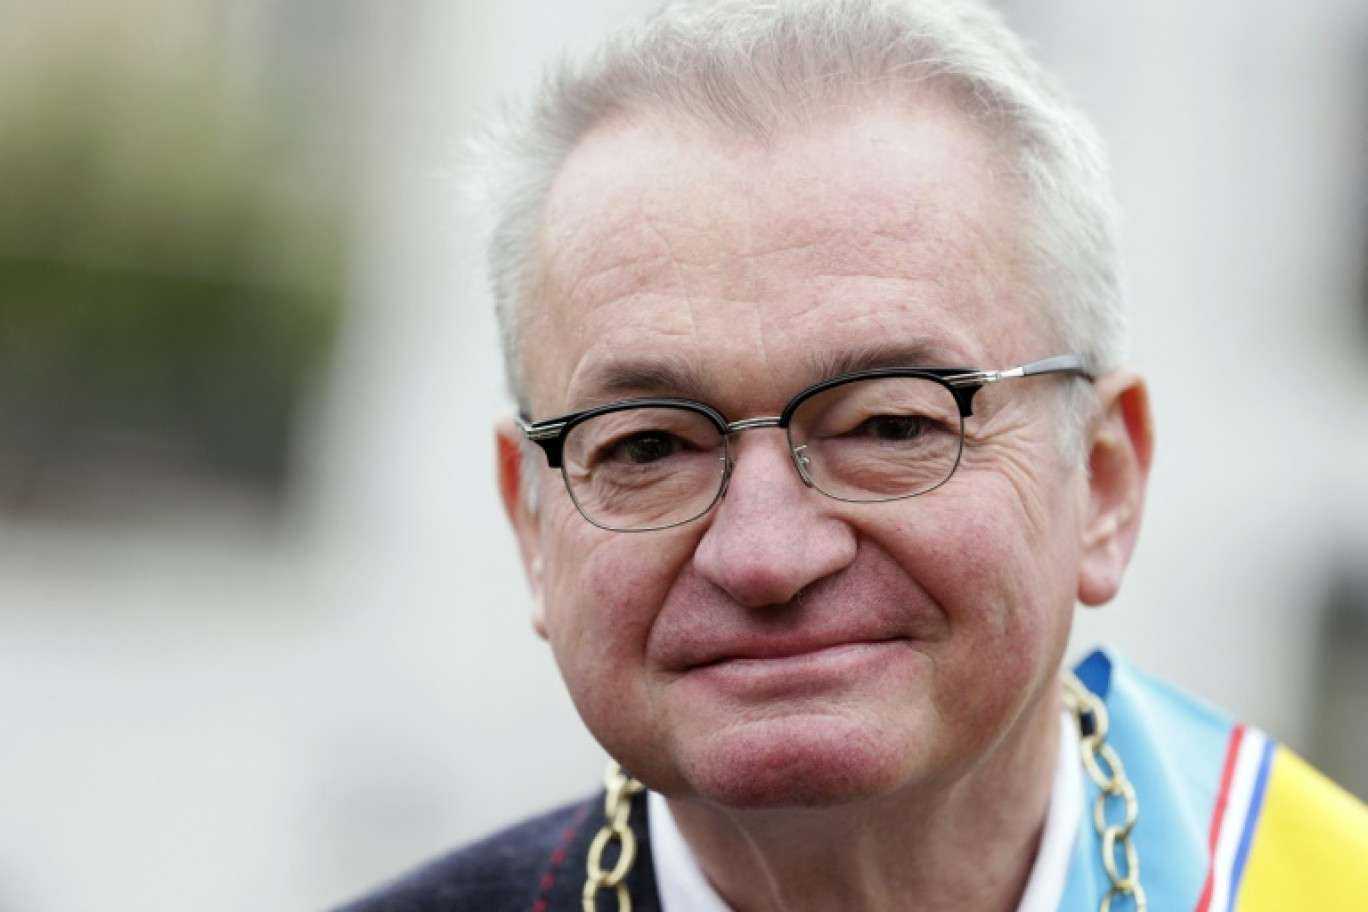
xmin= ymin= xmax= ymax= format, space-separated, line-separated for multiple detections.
xmin=569 ymin=357 xmax=715 ymax=409
xmin=805 ymin=343 xmax=972 ymax=380
xmin=567 ymin=343 xmax=973 ymax=413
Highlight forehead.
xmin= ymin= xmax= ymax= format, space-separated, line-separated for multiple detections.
xmin=524 ymin=96 xmax=1040 ymax=414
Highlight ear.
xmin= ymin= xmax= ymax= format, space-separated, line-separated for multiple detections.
xmin=496 ymin=419 xmax=549 ymax=638
xmin=1077 ymin=370 xmax=1154 ymax=607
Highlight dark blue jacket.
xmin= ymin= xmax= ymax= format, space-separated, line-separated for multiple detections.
xmin=334 ymin=793 xmax=662 ymax=912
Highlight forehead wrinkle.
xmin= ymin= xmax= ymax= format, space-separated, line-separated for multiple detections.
xmin=542 ymin=196 xmax=692 ymax=306
xmin=540 ymin=151 xmax=732 ymax=314
xmin=640 ymin=209 xmax=711 ymax=357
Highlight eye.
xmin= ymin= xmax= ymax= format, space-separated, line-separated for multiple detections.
xmin=605 ymin=431 xmax=680 ymax=465
xmin=857 ymin=415 xmax=938 ymax=441
xmin=565 ymin=406 xmax=723 ymax=476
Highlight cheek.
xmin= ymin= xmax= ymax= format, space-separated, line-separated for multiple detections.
xmin=538 ymin=517 xmax=695 ymax=690
xmin=537 ymin=523 xmax=704 ymax=776
xmin=885 ymin=477 xmax=1078 ymax=653
xmin=945 ymin=459 xmax=1082 ymax=577
xmin=879 ymin=492 xmax=1022 ymax=599
xmin=882 ymin=489 xmax=1075 ymax=751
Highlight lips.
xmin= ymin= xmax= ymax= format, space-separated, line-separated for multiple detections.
xmin=655 ymin=603 xmax=944 ymax=678
xmin=687 ymin=635 xmax=908 ymax=670
xmin=671 ymin=638 xmax=917 ymax=703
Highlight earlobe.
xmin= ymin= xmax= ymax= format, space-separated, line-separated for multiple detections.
xmin=527 ymin=556 xmax=547 ymax=638
xmin=1077 ymin=371 xmax=1154 ymax=607
xmin=496 ymin=420 xmax=549 ymax=639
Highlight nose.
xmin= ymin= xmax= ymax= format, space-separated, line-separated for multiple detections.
xmin=692 ymin=431 xmax=858 ymax=607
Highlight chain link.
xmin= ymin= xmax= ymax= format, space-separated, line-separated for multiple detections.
xmin=583 ymin=762 xmax=646 ymax=912
xmin=1063 ymin=672 xmax=1147 ymax=912
xmin=583 ymin=675 xmax=1143 ymax=912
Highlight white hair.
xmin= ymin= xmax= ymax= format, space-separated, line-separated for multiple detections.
xmin=472 ymin=0 xmax=1126 ymax=460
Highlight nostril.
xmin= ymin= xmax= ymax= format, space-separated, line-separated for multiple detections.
xmin=692 ymin=503 xmax=858 ymax=609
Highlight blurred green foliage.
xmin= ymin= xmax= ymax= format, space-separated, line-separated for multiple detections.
xmin=0 ymin=43 xmax=345 ymax=513
xmin=0 ymin=258 xmax=333 ymax=493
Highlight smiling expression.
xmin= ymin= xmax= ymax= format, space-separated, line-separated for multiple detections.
xmin=503 ymin=94 xmax=1091 ymax=808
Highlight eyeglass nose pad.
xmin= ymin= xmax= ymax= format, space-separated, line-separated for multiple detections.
xmin=716 ymin=442 xmax=734 ymax=500
xmin=791 ymin=444 xmax=816 ymax=488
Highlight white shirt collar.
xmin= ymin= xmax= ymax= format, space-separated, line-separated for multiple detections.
xmin=648 ymin=713 xmax=1081 ymax=911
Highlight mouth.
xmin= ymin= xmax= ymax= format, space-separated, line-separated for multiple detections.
xmin=694 ymin=637 xmax=903 ymax=667
xmin=684 ymin=638 xmax=913 ymax=694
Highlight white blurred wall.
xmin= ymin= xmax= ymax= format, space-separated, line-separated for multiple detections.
xmin=1 ymin=1 xmax=1365 ymax=910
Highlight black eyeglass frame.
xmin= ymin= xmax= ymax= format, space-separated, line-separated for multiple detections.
xmin=517 ymin=354 xmax=1092 ymax=531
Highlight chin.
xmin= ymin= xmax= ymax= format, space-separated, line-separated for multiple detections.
xmin=676 ymin=715 xmax=918 ymax=809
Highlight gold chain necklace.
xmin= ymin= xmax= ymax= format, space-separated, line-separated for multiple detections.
xmin=583 ymin=763 xmax=646 ymax=912
xmin=583 ymin=672 xmax=1145 ymax=912
xmin=1062 ymin=672 xmax=1148 ymax=912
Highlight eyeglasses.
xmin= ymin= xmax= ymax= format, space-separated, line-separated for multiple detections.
xmin=518 ymin=354 xmax=1092 ymax=532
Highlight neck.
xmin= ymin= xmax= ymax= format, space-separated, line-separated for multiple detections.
xmin=663 ymin=685 xmax=1062 ymax=912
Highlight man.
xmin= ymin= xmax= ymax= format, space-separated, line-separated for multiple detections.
xmin=341 ymin=0 xmax=1368 ymax=909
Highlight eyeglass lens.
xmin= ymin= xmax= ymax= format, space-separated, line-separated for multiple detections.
xmin=559 ymin=376 xmax=964 ymax=531
xmin=789 ymin=375 xmax=963 ymax=502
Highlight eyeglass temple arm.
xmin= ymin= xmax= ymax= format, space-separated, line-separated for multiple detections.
xmin=946 ymin=354 xmax=1093 ymax=389
xmin=1018 ymin=353 xmax=1093 ymax=379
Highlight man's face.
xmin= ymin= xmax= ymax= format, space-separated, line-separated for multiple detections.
xmin=504 ymin=97 xmax=1093 ymax=807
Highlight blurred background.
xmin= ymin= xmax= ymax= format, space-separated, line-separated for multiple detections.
xmin=0 ymin=0 xmax=1365 ymax=909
